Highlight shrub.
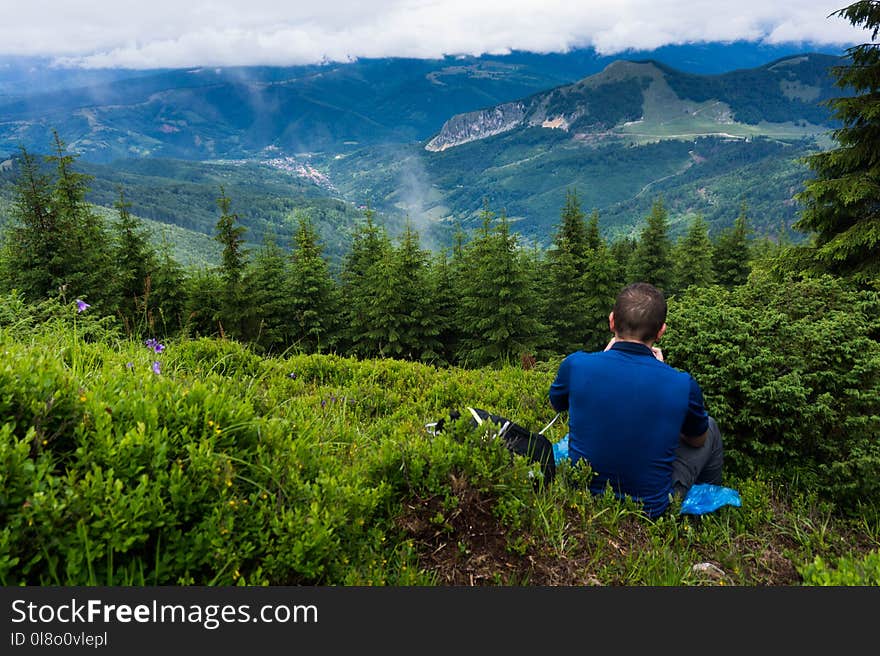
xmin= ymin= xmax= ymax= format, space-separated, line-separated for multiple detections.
xmin=664 ymin=273 xmax=880 ymax=510
xmin=799 ymin=550 xmax=880 ymax=585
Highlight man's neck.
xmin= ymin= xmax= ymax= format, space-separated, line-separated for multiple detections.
xmin=614 ymin=336 xmax=654 ymax=349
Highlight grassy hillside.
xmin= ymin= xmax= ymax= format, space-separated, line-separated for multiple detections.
xmin=1 ymin=292 xmax=877 ymax=586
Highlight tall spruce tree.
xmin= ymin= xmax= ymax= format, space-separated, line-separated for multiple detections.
xmin=214 ymin=186 xmax=249 ymax=338
xmin=629 ymin=197 xmax=673 ymax=291
xmin=46 ymin=132 xmax=116 ymax=308
xmin=794 ymin=1 xmax=880 ymax=283
xmin=184 ymin=267 xmax=224 ymax=337
xmin=581 ymin=214 xmax=619 ymax=351
xmin=150 ymin=235 xmax=188 ymax=337
xmin=289 ymin=214 xmax=340 ymax=353
xmin=242 ymin=232 xmax=293 ymax=353
xmin=545 ymin=190 xmax=593 ymax=354
xmin=340 ymin=208 xmax=391 ymax=356
xmin=113 ymin=187 xmax=157 ymax=333
xmin=672 ymin=213 xmax=714 ymax=294
xmin=427 ymin=248 xmax=460 ymax=365
xmin=5 ymin=147 xmax=61 ymax=301
xmin=381 ymin=221 xmax=441 ymax=361
xmin=609 ymin=235 xmax=638 ymax=289
xmin=585 ymin=209 xmax=603 ymax=252
xmin=6 ymin=136 xmax=115 ymax=309
xmin=713 ymin=203 xmax=752 ymax=288
xmin=455 ymin=204 xmax=542 ymax=367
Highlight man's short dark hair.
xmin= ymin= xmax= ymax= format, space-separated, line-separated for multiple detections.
xmin=612 ymin=282 xmax=667 ymax=342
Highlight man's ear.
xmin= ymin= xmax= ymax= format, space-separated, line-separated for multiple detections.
xmin=657 ymin=323 xmax=667 ymax=340
xmin=609 ymin=311 xmax=616 ymax=333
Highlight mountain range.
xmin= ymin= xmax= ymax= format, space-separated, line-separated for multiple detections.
xmin=325 ymin=52 xmax=843 ymax=244
xmin=0 ymin=43 xmax=850 ymax=259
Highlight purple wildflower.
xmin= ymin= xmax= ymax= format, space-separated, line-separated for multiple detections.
xmin=287 ymin=372 xmax=297 ymax=379
xmin=151 ymin=361 xmax=161 ymax=375
xmin=75 ymin=299 xmax=90 ymax=313
xmin=125 ymin=362 xmax=134 ymax=369
xmin=145 ymin=338 xmax=165 ymax=353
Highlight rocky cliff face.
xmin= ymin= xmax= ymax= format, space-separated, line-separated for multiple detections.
xmin=424 ymin=95 xmax=586 ymax=151
xmin=424 ymin=101 xmax=529 ymax=151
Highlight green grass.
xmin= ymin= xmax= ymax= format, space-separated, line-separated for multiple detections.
xmin=618 ymin=116 xmax=828 ymax=144
xmin=0 ymin=295 xmax=877 ymax=586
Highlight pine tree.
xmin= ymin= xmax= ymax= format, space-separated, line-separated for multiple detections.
xmin=585 ymin=209 xmax=603 ymax=252
xmin=4 ymin=147 xmax=60 ymax=300
xmin=522 ymin=243 xmax=551 ymax=355
xmin=794 ymin=1 xmax=880 ymax=283
xmin=544 ymin=190 xmax=593 ymax=354
xmin=609 ymin=235 xmax=638 ymax=289
xmin=713 ymin=203 xmax=752 ymax=288
xmin=340 ymin=208 xmax=391 ymax=356
xmin=427 ymin=248 xmax=460 ymax=365
xmin=455 ymin=204 xmax=542 ymax=367
xmin=581 ymin=220 xmax=619 ymax=352
xmin=289 ymin=214 xmax=340 ymax=353
xmin=242 ymin=232 xmax=293 ymax=353
xmin=672 ymin=213 xmax=714 ymax=294
xmin=45 ymin=132 xmax=116 ymax=309
xmin=376 ymin=220 xmax=441 ymax=361
xmin=150 ymin=235 xmax=188 ymax=337
xmin=5 ymin=136 xmax=115 ymax=309
xmin=113 ymin=187 xmax=157 ymax=334
xmin=629 ymin=197 xmax=673 ymax=291
xmin=184 ymin=267 xmax=224 ymax=338
xmin=213 ymin=186 xmax=249 ymax=338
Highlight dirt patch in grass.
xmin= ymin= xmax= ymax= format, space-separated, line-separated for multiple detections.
xmin=397 ymin=476 xmax=816 ymax=586
xmin=397 ymin=475 xmax=600 ymax=585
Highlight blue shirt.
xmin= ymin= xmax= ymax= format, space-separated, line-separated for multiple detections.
xmin=549 ymin=341 xmax=709 ymax=517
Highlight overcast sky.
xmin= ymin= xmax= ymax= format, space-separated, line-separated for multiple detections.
xmin=0 ymin=1 xmax=870 ymax=69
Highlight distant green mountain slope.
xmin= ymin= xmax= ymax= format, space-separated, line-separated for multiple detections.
xmin=323 ymin=54 xmax=838 ymax=243
xmin=0 ymin=57 xmax=577 ymax=163
xmin=0 ymin=48 xmax=846 ymax=164
xmin=325 ymin=131 xmax=818 ymax=244
xmin=0 ymin=155 xmax=392 ymax=266
xmin=424 ymin=55 xmax=840 ymax=151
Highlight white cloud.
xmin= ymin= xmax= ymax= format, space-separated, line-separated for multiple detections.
xmin=0 ymin=0 xmax=870 ymax=69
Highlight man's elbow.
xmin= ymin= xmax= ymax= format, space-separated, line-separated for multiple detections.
xmin=549 ymin=395 xmax=568 ymax=413
xmin=681 ymin=430 xmax=707 ymax=448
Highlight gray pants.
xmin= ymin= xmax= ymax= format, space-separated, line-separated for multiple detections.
xmin=672 ymin=416 xmax=724 ymax=497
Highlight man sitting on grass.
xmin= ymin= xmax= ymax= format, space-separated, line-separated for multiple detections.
xmin=548 ymin=282 xmax=724 ymax=517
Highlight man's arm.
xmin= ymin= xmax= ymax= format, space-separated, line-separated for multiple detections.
xmin=548 ymin=357 xmax=571 ymax=412
xmin=680 ymin=430 xmax=707 ymax=448
xmin=680 ymin=375 xmax=709 ymax=447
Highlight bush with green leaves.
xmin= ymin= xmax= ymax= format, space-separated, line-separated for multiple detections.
xmin=0 ymin=314 xmax=561 ymax=585
xmin=799 ymin=550 xmax=880 ymax=586
xmin=664 ymin=273 xmax=880 ymax=510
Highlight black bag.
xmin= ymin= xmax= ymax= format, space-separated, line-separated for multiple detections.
xmin=428 ymin=407 xmax=556 ymax=485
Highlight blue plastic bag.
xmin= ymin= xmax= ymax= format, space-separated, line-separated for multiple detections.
xmin=552 ymin=434 xmax=570 ymax=463
xmin=680 ymin=483 xmax=742 ymax=515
